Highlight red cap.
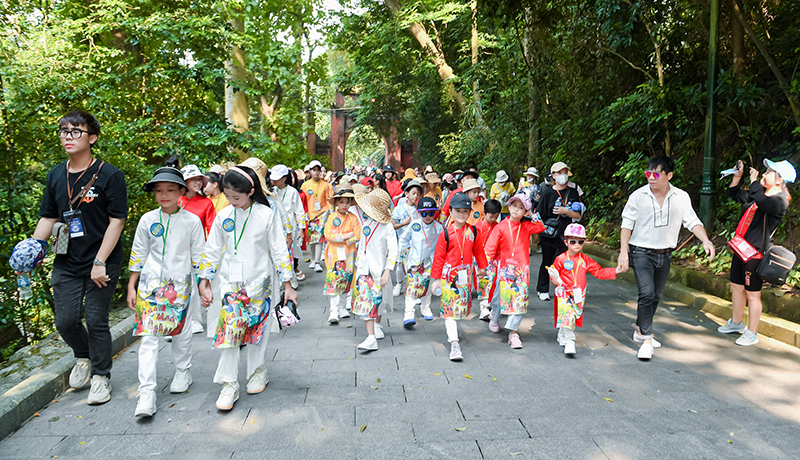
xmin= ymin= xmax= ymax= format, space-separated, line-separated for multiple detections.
xmin=361 ymin=177 xmax=375 ymax=186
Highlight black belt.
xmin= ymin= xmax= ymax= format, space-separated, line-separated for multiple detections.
xmin=630 ymin=245 xmax=672 ymax=254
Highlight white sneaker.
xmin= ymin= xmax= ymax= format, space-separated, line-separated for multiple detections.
xmin=633 ymin=328 xmax=662 ymax=348
xmin=374 ymin=322 xmax=385 ymax=339
xmin=449 ymin=341 xmax=463 ymax=361
xmin=422 ymin=306 xmax=434 ymax=320
xmin=735 ymin=329 xmax=759 ymax=346
xmin=538 ymin=292 xmax=550 ymax=301
xmin=69 ymin=358 xmax=91 ymax=389
xmin=246 ymin=367 xmax=269 ymax=394
xmin=296 ymin=271 xmax=306 ymax=281
xmin=170 ymin=368 xmax=192 ymax=393
xmin=393 ymin=283 xmax=403 ymax=297
xmin=358 ymin=336 xmax=378 ymax=351
xmin=309 ymin=261 xmax=315 ymax=270
xmin=339 ymin=307 xmax=350 ymax=318
xmin=718 ymin=318 xmax=747 ymax=334
xmin=191 ymin=320 xmax=204 ymax=334
xmin=314 ymin=263 xmax=323 ymax=273
xmin=328 ymin=311 xmax=339 ymax=324
xmin=87 ymin=375 xmax=111 ymax=405
xmin=216 ymin=382 xmax=239 ymax=410
xmin=345 ymin=296 xmax=352 ymax=311
xmin=135 ymin=389 xmax=157 ymax=417
xmin=637 ymin=342 xmax=654 ymax=360
xmin=564 ymin=340 xmax=576 ymax=355
xmin=479 ymin=308 xmax=491 ymax=322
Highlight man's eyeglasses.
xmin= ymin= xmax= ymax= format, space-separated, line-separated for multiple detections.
xmin=644 ymin=170 xmax=661 ymax=180
xmin=568 ymin=239 xmax=585 ymax=245
xmin=57 ymin=128 xmax=91 ymax=139
xmin=419 ymin=211 xmax=436 ymax=217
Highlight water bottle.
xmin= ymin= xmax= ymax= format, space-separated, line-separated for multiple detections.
xmin=17 ymin=273 xmax=33 ymax=300
xmin=554 ymin=197 xmax=561 ymax=208
xmin=433 ymin=286 xmax=442 ymax=296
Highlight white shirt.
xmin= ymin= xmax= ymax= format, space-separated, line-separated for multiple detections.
xmin=274 ymin=185 xmax=307 ymax=239
xmin=621 ymin=184 xmax=703 ymax=250
xmin=398 ymin=218 xmax=443 ymax=267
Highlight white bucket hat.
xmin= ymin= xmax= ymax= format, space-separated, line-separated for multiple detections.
xmin=495 ymin=170 xmax=509 ymax=183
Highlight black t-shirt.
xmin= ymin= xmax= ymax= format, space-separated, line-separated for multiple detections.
xmin=536 ymin=184 xmax=582 ymax=240
xmin=728 ymin=182 xmax=789 ymax=252
xmin=39 ymin=159 xmax=128 ymax=274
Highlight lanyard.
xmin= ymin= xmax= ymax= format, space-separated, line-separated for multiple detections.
xmin=508 ymin=219 xmax=522 ymax=258
xmin=361 ymin=219 xmax=378 ymax=254
xmin=159 ymin=209 xmax=178 ymax=258
xmin=565 ymin=253 xmax=581 ymax=287
xmin=233 ymin=204 xmax=254 ymax=255
xmin=452 ymin=224 xmax=467 ymax=262
xmin=66 ymin=158 xmax=95 ymax=211
xmin=279 ymin=186 xmax=288 ymax=203
xmin=555 ymin=188 xmax=565 ymax=206
xmin=421 ymin=222 xmax=433 ymax=249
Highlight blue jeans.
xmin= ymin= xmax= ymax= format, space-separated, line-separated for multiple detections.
xmin=630 ymin=246 xmax=671 ymax=338
xmin=50 ymin=264 xmax=120 ymax=378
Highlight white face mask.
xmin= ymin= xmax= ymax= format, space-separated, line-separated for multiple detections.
xmin=554 ymin=173 xmax=569 ymax=185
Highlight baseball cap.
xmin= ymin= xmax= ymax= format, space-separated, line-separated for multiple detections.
xmin=450 ymin=192 xmax=472 ymax=210
xmin=764 ymin=159 xmax=797 ymax=183
xmin=416 ymin=196 xmax=438 ymax=211
xmin=270 ymin=164 xmax=289 ymax=179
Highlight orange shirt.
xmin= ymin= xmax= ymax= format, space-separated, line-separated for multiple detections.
xmin=323 ymin=211 xmax=361 ymax=267
xmin=302 ymin=179 xmax=334 ymax=220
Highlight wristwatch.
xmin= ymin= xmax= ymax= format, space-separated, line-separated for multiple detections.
xmin=93 ymin=258 xmax=106 ymax=266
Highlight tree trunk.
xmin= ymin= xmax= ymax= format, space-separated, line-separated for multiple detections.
xmin=226 ymin=10 xmax=251 ymax=161
xmin=729 ymin=0 xmax=745 ymax=77
xmin=383 ymin=0 xmax=466 ymax=112
xmin=523 ymin=6 xmax=540 ymax=165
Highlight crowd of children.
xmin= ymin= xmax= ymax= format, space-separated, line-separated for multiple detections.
xmin=77 ymin=158 xmax=634 ymax=417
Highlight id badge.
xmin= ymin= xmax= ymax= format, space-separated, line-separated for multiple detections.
xmin=457 ymin=270 xmax=468 ymax=286
xmin=228 ymin=257 xmax=244 ymax=283
xmin=337 ymin=246 xmax=347 ymax=261
xmin=572 ymin=287 xmax=584 ymax=303
xmin=63 ymin=210 xmax=85 ymax=238
xmin=314 ymin=201 xmax=321 ymax=211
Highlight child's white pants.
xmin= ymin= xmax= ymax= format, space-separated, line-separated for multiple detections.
xmin=445 ymin=318 xmax=459 ymax=342
xmin=137 ymin=322 xmax=193 ymax=393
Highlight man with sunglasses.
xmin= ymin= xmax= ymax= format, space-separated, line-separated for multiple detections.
xmin=618 ymin=156 xmax=714 ymax=360
xmin=26 ymin=110 xmax=127 ymax=404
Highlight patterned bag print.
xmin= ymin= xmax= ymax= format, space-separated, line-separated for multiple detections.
xmin=439 ymin=263 xmax=473 ymax=320
xmin=134 ymin=274 xmax=192 ymax=337
xmin=323 ymin=260 xmax=354 ymax=295
xmin=307 ymin=216 xmax=325 ymax=244
xmin=499 ymin=262 xmax=529 ymax=315
xmin=405 ymin=262 xmax=431 ymax=299
xmin=555 ymin=287 xmax=584 ymax=329
xmin=351 ymin=274 xmax=382 ymax=318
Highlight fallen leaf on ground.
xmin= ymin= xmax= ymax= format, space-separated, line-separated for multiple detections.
xmin=455 ymin=427 xmax=467 ymax=431
xmin=51 ymin=399 xmax=59 ymax=403
xmin=76 ymin=415 xmax=82 ymax=419
xmin=433 ymin=373 xmax=442 ymax=376
xmin=510 ymin=453 xmax=521 ymax=456
xmin=493 ymin=377 xmax=497 ymax=381
xmin=464 ymin=374 xmax=472 ymax=379
xmin=79 ymin=441 xmax=85 ymax=445
xmin=608 ymin=390 xmax=614 ymax=393
xmin=604 ymin=398 xmax=613 ymax=402
xmin=360 ymin=425 xmax=367 ymax=432
xmin=49 ymin=417 xmax=59 ymax=422
xmin=251 ymin=420 xmax=254 ymax=424
xmin=370 ymin=386 xmax=378 ymax=389
xmin=588 ymin=347 xmax=596 ymax=350
xmin=168 ymin=403 xmax=175 ymax=408
xmin=727 ymin=439 xmax=732 ymax=444
xmin=376 ymin=378 xmax=381 ymax=383
xmin=33 ymin=412 xmax=40 ymax=417
xmin=688 ymin=409 xmax=697 ymax=413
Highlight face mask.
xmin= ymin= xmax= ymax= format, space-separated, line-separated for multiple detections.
xmin=554 ymin=174 xmax=569 ymax=185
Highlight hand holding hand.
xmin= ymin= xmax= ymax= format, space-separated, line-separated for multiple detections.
xmin=199 ymin=279 xmax=213 ymax=307
xmin=91 ymin=265 xmax=110 ymax=288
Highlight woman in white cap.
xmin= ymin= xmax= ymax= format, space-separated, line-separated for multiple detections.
xmin=272 ymin=164 xmax=308 ymax=282
xmin=719 ymin=158 xmax=795 ymax=346
xmin=490 ymin=170 xmax=516 ymax=219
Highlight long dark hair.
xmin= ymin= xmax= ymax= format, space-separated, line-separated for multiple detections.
xmin=287 ymin=168 xmax=298 ymax=189
xmin=374 ymin=173 xmax=387 ymax=192
xmin=165 ymin=154 xmax=181 ymax=169
xmin=223 ymin=166 xmax=270 ymax=207
xmin=206 ymin=171 xmax=223 ymax=193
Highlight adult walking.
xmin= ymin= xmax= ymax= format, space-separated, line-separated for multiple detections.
xmin=718 ymin=159 xmax=794 ymax=346
xmin=617 ymin=156 xmax=714 ymax=360
xmin=28 ymin=110 xmax=127 ymax=404
xmin=535 ymin=162 xmax=582 ymax=301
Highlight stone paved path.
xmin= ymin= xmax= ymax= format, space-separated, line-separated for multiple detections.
xmin=2 ymin=253 xmax=800 ymax=459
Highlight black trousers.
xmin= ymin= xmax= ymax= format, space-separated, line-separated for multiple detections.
xmin=537 ymin=236 xmax=567 ymax=293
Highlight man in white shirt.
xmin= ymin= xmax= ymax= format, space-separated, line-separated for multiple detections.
xmin=617 ymin=156 xmax=715 ymax=360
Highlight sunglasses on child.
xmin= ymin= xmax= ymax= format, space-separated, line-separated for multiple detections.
xmin=644 ymin=170 xmax=661 ymax=179
xmin=567 ymin=239 xmax=585 ymax=245
xmin=419 ymin=211 xmax=436 ymax=217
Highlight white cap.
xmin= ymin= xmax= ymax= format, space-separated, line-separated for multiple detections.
xmin=308 ymin=160 xmax=322 ymax=170
xmin=271 ymin=164 xmax=289 ymax=179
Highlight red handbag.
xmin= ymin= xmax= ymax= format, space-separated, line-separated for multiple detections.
xmin=728 ymin=204 xmax=762 ymax=262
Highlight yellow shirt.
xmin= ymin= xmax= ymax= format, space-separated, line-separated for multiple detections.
xmin=467 ymin=201 xmax=485 ymax=226
xmin=210 ymin=193 xmax=229 ymax=213
xmin=490 ymin=182 xmax=517 ymax=213
xmin=303 ymin=179 xmax=334 ymax=220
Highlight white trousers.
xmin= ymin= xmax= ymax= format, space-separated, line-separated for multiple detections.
xmin=329 ymin=294 xmax=345 ymax=314
xmin=404 ymin=289 xmax=432 ymax=314
xmin=213 ymin=336 xmax=270 ymax=384
xmin=137 ymin=321 xmax=193 ymax=392
xmin=445 ymin=318 xmax=459 ymax=342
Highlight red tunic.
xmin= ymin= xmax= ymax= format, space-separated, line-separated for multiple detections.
xmin=484 ymin=218 xmax=545 ymax=267
xmin=299 ymin=190 xmax=309 ymax=250
xmin=431 ymin=223 xmax=489 ymax=279
xmin=550 ymin=251 xmax=617 ymax=327
xmin=178 ymin=195 xmax=216 ymax=238
xmin=441 ymin=187 xmax=463 ymax=218
xmin=386 ymin=179 xmax=403 ymax=205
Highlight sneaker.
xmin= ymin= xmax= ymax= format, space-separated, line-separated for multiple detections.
xmin=421 ymin=306 xmax=434 ymax=320
xmin=246 ymin=367 xmax=269 ymax=394
xmin=309 ymin=261 xmax=315 ymax=270
xmin=735 ymin=329 xmax=759 ymax=346
xmin=170 ymin=368 xmax=192 ymax=393
xmin=296 ymin=271 xmax=306 ymax=281
xmin=633 ymin=328 xmax=662 ymax=348
xmin=87 ymin=375 xmax=112 ymax=405
xmin=69 ymin=358 xmax=91 ymax=389
xmin=135 ymin=389 xmax=157 ymax=417
xmin=403 ymin=318 xmax=416 ymax=328
xmin=564 ymin=340 xmax=576 ymax=355
xmin=718 ymin=318 xmax=747 ymax=334
xmin=489 ymin=321 xmax=500 ymax=333
xmin=328 ymin=311 xmax=339 ymax=324
xmin=449 ymin=341 xmax=463 ymax=361
xmin=637 ymin=342 xmax=654 ymax=360
xmin=339 ymin=307 xmax=350 ymax=318
xmin=164 ymin=336 xmax=173 ymax=342
xmin=314 ymin=263 xmax=323 ymax=273
xmin=392 ymin=283 xmax=403 ymax=297
xmin=216 ymin=382 xmax=239 ymax=411
xmin=191 ymin=320 xmax=204 ymax=334
xmin=479 ymin=308 xmax=491 ymax=322
xmin=374 ymin=322 xmax=385 ymax=339
xmin=537 ymin=292 xmax=550 ymax=301
xmin=557 ymin=328 xmax=566 ymax=346
xmin=508 ymin=332 xmax=523 ymax=349
xmin=345 ymin=296 xmax=352 ymax=311
xmin=358 ymin=336 xmax=378 ymax=351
